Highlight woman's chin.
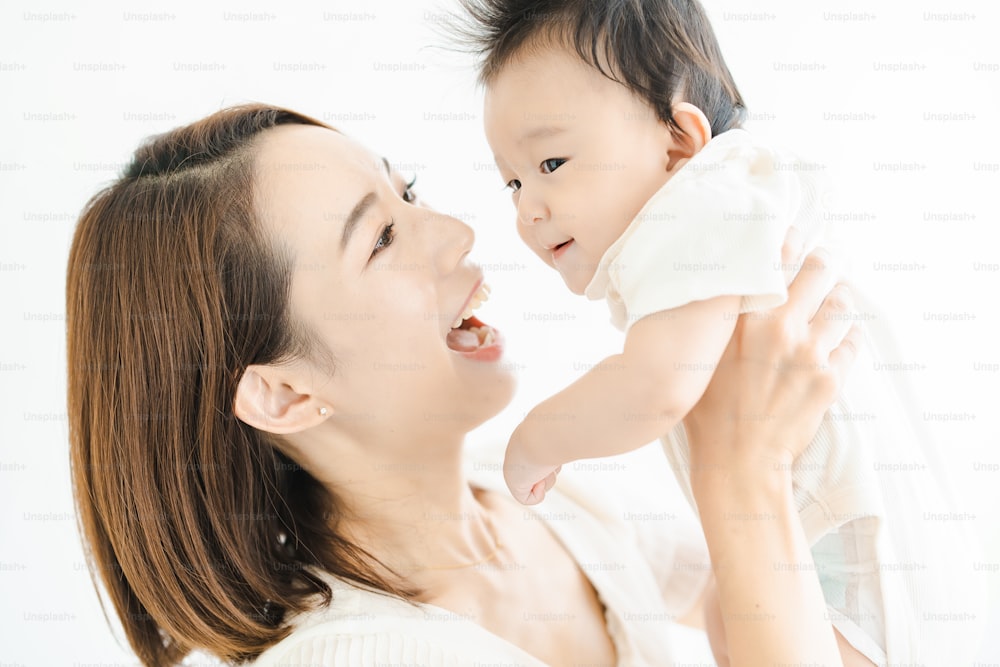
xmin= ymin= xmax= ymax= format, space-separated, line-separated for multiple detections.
xmin=441 ymin=313 xmax=519 ymax=429
xmin=458 ymin=366 xmax=519 ymax=432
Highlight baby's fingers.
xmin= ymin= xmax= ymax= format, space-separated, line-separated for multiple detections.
xmin=504 ymin=470 xmax=536 ymax=505
xmin=524 ymin=476 xmax=551 ymax=505
xmin=524 ymin=468 xmax=561 ymax=506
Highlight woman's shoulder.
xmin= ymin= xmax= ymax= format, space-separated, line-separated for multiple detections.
xmin=250 ymin=573 xmax=552 ymax=666
xmin=250 ymin=576 xmax=456 ymax=666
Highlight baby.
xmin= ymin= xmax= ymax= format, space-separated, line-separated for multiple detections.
xmin=460 ymin=0 xmax=983 ymax=663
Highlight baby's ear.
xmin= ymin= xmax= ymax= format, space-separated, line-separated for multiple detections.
xmin=665 ymin=102 xmax=713 ymax=171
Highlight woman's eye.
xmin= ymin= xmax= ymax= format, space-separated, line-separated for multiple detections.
xmin=371 ymin=221 xmax=395 ymax=258
xmin=505 ymin=178 xmax=522 ymax=193
xmin=540 ymin=158 xmax=566 ymax=174
xmin=402 ymin=175 xmax=418 ymax=203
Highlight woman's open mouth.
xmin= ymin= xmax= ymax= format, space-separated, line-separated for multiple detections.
xmin=446 ymin=314 xmax=496 ymax=351
xmin=445 ymin=283 xmax=503 ymax=360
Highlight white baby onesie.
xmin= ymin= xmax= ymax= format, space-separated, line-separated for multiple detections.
xmin=585 ymin=129 xmax=984 ymax=666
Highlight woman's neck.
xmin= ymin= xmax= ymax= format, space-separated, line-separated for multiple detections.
xmin=296 ymin=429 xmax=501 ymax=578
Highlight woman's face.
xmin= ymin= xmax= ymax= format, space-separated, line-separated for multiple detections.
xmin=253 ymin=125 xmax=515 ymax=447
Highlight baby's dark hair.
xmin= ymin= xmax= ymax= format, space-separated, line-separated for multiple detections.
xmin=453 ymin=0 xmax=747 ymax=136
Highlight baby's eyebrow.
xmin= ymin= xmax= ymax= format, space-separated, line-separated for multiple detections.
xmin=519 ymin=125 xmax=566 ymax=143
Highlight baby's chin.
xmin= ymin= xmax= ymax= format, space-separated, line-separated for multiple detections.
xmin=532 ymin=248 xmax=594 ymax=295
xmin=557 ymin=267 xmax=594 ymax=296
xmin=563 ymin=276 xmax=587 ymax=296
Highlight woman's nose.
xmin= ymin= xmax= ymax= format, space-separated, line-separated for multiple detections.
xmin=429 ymin=212 xmax=475 ymax=274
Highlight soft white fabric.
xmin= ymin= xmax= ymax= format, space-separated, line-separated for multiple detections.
xmin=251 ymin=448 xmax=711 ymax=666
xmin=584 ymin=128 xmax=985 ymax=666
xmin=584 ymin=128 xmax=826 ymax=330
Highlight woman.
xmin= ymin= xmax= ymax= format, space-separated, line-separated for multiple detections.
xmin=67 ymin=105 xmax=861 ymax=666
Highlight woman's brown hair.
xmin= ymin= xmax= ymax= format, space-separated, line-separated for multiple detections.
xmin=67 ymin=105 xmax=408 ymax=665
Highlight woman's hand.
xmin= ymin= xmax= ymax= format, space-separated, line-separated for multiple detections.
xmin=684 ymin=240 xmax=873 ymax=667
xmin=684 ymin=245 xmax=863 ymax=488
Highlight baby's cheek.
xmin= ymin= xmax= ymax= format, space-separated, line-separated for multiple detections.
xmin=516 ymin=230 xmax=554 ymax=268
xmin=515 ymin=222 xmax=532 ymax=247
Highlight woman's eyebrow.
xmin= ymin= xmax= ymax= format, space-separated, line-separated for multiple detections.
xmin=339 ymin=158 xmax=393 ymax=251
xmin=340 ymin=192 xmax=376 ymax=250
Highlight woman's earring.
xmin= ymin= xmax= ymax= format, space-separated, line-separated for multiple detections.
xmin=318 ymin=407 xmax=328 ymax=416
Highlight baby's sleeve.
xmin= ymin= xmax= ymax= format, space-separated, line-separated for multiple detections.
xmin=609 ymin=137 xmax=815 ymax=331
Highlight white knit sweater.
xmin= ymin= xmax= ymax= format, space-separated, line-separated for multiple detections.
xmin=251 ymin=451 xmax=711 ymax=666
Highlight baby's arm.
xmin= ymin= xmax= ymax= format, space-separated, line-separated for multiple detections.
xmin=503 ymin=294 xmax=740 ymax=504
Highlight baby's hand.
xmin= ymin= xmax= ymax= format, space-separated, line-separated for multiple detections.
xmin=503 ymin=427 xmax=562 ymax=505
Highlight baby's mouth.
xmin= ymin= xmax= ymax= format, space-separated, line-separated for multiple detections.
xmin=551 ymin=239 xmax=574 ymax=261
xmin=446 ymin=283 xmax=497 ymax=352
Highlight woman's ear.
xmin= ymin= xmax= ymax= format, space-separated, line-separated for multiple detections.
xmin=665 ymin=102 xmax=713 ymax=172
xmin=233 ymin=365 xmax=329 ymax=434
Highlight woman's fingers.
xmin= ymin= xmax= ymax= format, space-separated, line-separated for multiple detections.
xmin=811 ymin=283 xmax=855 ymax=353
xmin=807 ymin=283 xmax=862 ymax=403
xmin=784 ymin=249 xmax=838 ymax=323
xmin=827 ymin=323 xmax=864 ymax=386
xmin=780 ymin=226 xmax=806 ymax=267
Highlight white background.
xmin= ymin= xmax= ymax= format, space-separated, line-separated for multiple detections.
xmin=1 ymin=0 xmax=997 ymax=664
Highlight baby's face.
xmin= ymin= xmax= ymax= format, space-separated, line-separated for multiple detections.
xmin=484 ymin=46 xmax=676 ymax=294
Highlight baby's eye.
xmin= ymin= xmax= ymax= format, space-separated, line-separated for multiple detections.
xmin=505 ymin=178 xmax=522 ymax=193
xmin=540 ymin=158 xmax=567 ymax=174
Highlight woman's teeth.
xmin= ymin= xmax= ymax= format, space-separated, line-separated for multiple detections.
xmin=469 ymin=326 xmax=495 ymax=347
xmin=451 ymin=283 xmax=490 ymax=329
xmin=446 ymin=325 xmax=495 ymax=352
